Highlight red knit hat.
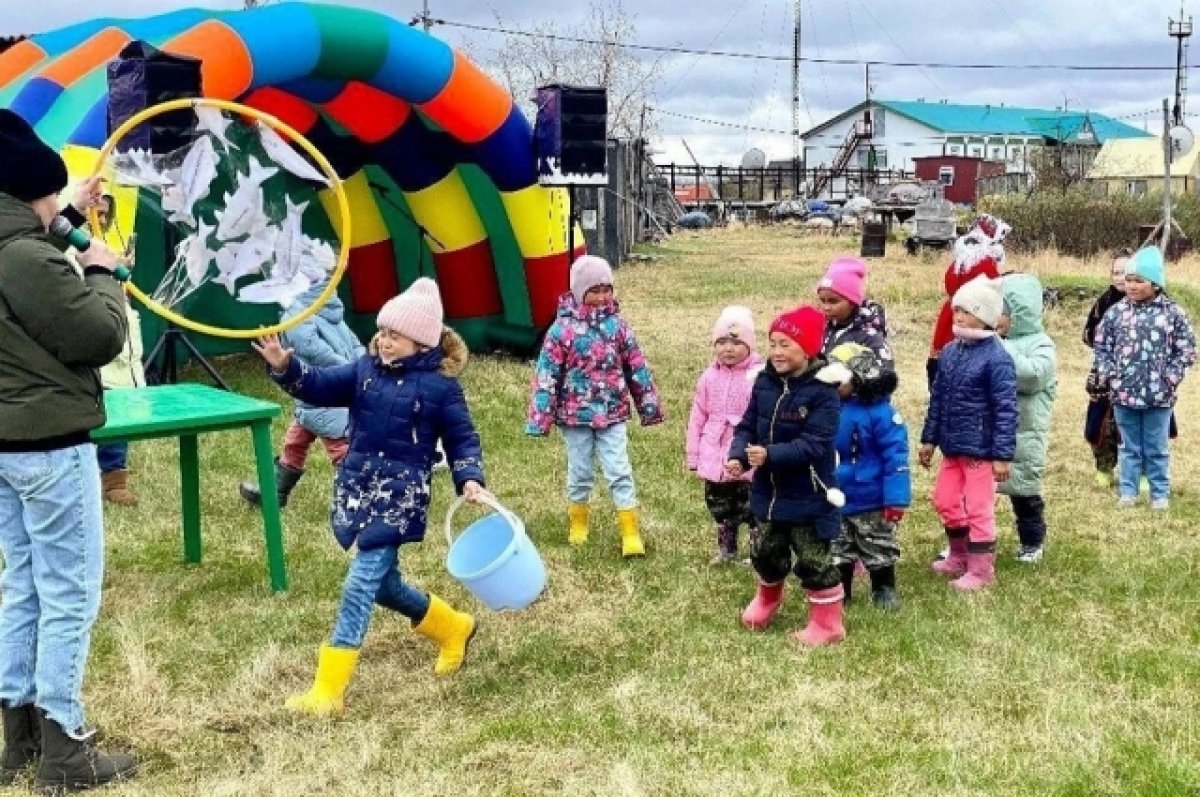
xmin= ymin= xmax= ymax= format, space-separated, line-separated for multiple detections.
xmin=769 ymin=305 xmax=825 ymax=357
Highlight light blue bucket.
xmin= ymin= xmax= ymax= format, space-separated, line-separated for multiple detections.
xmin=444 ymin=496 xmax=546 ymax=611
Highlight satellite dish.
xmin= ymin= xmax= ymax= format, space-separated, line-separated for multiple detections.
xmin=1169 ymin=125 xmax=1194 ymax=159
xmin=741 ymin=148 xmax=766 ymax=168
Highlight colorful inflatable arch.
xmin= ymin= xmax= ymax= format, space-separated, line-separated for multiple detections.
xmin=0 ymin=3 xmax=580 ymax=353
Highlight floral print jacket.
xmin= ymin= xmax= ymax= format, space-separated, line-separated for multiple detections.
xmin=526 ymin=293 xmax=663 ymax=435
xmin=1093 ymin=294 xmax=1197 ymax=409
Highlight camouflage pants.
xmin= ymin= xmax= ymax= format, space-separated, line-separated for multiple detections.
xmin=705 ymin=481 xmax=758 ymax=553
xmin=831 ymin=510 xmax=901 ymax=569
xmin=1092 ymin=406 xmax=1119 ymax=473
xmin=750 ymin=521 xmax=840 ymax=591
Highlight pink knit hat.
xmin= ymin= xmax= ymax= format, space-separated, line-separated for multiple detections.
xmin=817 ymin=255 xmax=868 ymax=306
xmin=376 ymin=277 xmax=444 ymax=348
xmin=570 ymin=255 xmax=614 ymax=302
xmin=711 ymin=305 xmax=756 ymax=346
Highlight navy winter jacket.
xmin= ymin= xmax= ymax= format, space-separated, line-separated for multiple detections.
xmin=921 ymin=335 xmax=1018 ymax=461
xmin=834 ymin=394 xmax=911 ymax=516
xmin=729 ymin=360 xmax=842 ymax=539
xmin=270 ymin=329 xmax=484 ymax=550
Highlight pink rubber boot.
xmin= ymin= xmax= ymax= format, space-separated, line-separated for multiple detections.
xmin=931 ymin=528 xmax=968 ymax=577
xmin=951 ymin=551 xmax=996 ymax=592
xmin=741 ymin=579 xmax=785 ymax=630
xmin=789 ymin=586 xmax=847 ymax=647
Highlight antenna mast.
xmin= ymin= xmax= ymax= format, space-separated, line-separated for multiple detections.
xmin=792 ymin=0 xmax=802 ymax=163
xmin=1170 ymin=3 xmax=1192 ymax=126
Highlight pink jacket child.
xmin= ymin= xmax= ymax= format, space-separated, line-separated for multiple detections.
xmin=687 ymin=306 xmax=765 ymax=563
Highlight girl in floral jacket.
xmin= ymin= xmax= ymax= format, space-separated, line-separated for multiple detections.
xmin=687 ymin=306 xmax=764 ymax=563
xmin=526 ymin=256 xmax=662 ymax=557
xmin=1093 ymin=247 xmax=1196 ymax=510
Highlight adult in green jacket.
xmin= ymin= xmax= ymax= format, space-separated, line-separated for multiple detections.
xmin=0 ymin=109 xmax=137 ymax=791
xmin=997 ymin=272 xmax=1057 ymax=563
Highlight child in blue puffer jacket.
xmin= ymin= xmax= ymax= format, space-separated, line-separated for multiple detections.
xmin=920 ymin=276 xmax=1017 ymax=592
xmin=817 ymin=342 xmax=910 ymax=610
xmin=728 ymin=305 xmax=846 ymax=647
xmin=254 ymin=278 xmax=488 ymax=716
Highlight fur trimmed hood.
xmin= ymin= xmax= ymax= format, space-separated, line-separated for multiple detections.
xmin=368 ymin=326 xmax=470 ymax=377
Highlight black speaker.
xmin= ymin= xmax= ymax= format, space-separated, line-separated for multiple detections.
xmin=107 ymin=40 xmax=202 ymax=154
xmin=535 ymin=84 xmax=607 ymax=184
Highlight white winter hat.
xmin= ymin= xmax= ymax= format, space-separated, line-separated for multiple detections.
xmin=711 ymin=305 xmax=756 ymax=345
xmin=952 ymin=275 xmax=1005 ymax=329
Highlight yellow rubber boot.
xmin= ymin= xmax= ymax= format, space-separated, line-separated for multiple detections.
xmin=284 ymin=644 xmax=359 ymax=716
xmin=413 ymin=594 xmax=477 ymax=676
xmin=568 ymin=503 xmax=590 ymax=546
xmin=617 ymin=508 xmax=645 ymax=557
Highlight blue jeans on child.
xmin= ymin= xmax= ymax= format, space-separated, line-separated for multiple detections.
xmin=0 ymin=444 xmax=104 ymax=734
xmin=330 ymin=545 xmax=431 ymax=648
xmin=1113 ymin=405 xmax=1172 ymax=501
xmin=96 ymin=441 xmax=128 ymax=473
xmin=562 ymin=423 xmax=636 ymax=509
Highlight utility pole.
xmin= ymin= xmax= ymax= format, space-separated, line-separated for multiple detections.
xmin=792 ymin=0 xmax=801 ymax=165
xmin=412 ymin=0 xmax=432 ymax=32
xmin=1163 ymin=99 xmax=1173 ymax=255
xmin=1170 ymin=4 xmax=1192 ymax=126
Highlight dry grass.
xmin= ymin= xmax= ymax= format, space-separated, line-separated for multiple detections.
xmin=7 ymin=228 xmax=1200 ymax=796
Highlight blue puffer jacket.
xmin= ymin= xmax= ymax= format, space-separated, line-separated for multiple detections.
xmin=271 ymin=329 xmax=484 ymax=551
xmin=834 ymin=391 xmax=911 ymax=515
xmin=729 ymin=360 xmax=842 ymax=539
xmin=921 ymin=334 xmax=1018 ymax=461
xmin=281 ymin=283 xmax=366 ymax=439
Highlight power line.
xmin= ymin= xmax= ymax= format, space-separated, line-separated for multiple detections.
xmin=436 ymin=18 xmax=1185 ymax=72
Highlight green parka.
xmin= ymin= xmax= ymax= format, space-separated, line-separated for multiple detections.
xmin=998 ymin=273 xmax=1057 ymax=496
xmin=0 ymin=193 xmax=128 ymax=447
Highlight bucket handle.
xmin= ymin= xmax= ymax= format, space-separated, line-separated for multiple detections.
xmin=444 ymin=494 xmax=523 ymax=547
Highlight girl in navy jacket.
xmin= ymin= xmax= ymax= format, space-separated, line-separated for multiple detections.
xmin=920 ymin=276 xmax=1017 ymax=592
xmin=818 ymin=343 xmax=910 ymax=610
xmin=728 ymin=305 xmax=846 ymax=647
xmin=254 ymin=278 xmax=487 ymax=716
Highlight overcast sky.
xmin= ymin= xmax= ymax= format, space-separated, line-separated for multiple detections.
xmin=4 ymin=0 xmax=1191 ymax=164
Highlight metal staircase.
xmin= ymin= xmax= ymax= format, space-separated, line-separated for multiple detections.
xmin=810 ymin=116 xmax=873 ymax=198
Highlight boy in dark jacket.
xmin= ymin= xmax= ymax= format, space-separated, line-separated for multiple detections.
xmin=817 ymin=343 xmax=910 ymax=610
xmin=728 ymin=305 xmax=845 ymax=647
xmin=920 ymin=276 xmax=1018 ymax=592
xmin=1082 ymin=249 xmax=1130 ymax=489
xmin=255 ymin=278 xmax=488 ymax=715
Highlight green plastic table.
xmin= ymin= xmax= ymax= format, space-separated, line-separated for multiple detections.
xmin=91 ymin=383 xmax=288 ymax=592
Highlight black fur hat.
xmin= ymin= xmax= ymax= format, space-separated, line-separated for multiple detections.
xmin=0 ymin=109 xmax=68 ymax=202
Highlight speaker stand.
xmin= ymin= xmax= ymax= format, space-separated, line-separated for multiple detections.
xmin=144 ymin=322 xmax=229 ymax=390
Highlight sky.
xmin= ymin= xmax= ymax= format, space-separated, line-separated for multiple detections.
xmin=3 ymin=0 xmax=1192 ymax=165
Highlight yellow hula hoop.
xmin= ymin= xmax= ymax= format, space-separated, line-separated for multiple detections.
xmin=88 ymin=97 xmax=352 ymax=340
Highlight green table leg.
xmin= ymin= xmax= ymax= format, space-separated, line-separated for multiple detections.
xmin=251 ymin=421 xmax=288 ymax=592
xmin=180 ymin=434 xmax=201 ymax=563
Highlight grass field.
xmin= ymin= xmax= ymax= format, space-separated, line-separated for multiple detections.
xmin=6 ymin=228 xmax=1200 ymax=796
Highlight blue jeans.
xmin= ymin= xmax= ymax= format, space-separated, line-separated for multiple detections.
xmin=1113 ymin=406 xmax=1172 ymax=501
xmin=0 ymin=445 xmax=104 ymax=733
xmin=96 ymin=442 xmax=128 ymax=473
xmin=330 ymin=545 xmax=430 ymax=648
xmin=562 ymin=423 xmax=637 ymax=509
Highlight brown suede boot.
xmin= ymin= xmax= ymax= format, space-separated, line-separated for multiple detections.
xmin=100 ymin=470 xmax=138 ymax=507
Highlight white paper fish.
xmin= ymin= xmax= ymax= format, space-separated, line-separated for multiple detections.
xmin=177 ymin=220 xmax=216 ymax=287
xmin=269 ymin=196 xmax=309 ymax=282
xmin=114 ymin=148 xmax=174 ymax=188
xmin=303 ymin=237 xmax=337 ymax=280
xmin=215 ymin=156 xmax=277 ymax=241
xmin=171 ymin=136 xmax=219 ymax=223
xmin=161 ymin=184 xmax=188 ymax=224
xmin=257 ymin=121 xmax=330 ymax=186
xmin=196 ymin=105 xmax=234 ymax=151
xmin=237 ymin=271 xmax=312 ymax=307
xmin=213 ymin=227 xmax=277 ymax=293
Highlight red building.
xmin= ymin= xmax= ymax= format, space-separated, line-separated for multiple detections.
xmin=912 ymin=156 xmax=1007 ymax=206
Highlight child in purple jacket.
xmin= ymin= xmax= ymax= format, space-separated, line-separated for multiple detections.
xmin=687 ymin=305 xmax=764 ymax=564
xmin=526 ymin=255 xmax=663 ymax=557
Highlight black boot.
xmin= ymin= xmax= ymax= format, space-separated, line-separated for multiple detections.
xmin=869 ymin=565 xmax=901 ymax=610
xmin=837 ymin=562 xmax=856 ymax=604
xmin=1 ymin=703 xmax=39 ymax=785
xmin=239 ymin=459 xmax=304 ymax=508
xmin=34 ymin=710 xmax=137 ymax=792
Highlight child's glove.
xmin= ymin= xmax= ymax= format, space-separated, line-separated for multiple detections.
xmin=882 ymin=508 xmax=905 ymax=525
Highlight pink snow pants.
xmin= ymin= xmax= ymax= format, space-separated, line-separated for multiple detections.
xmin=931 ymin=456 xmax=997 ymax=545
